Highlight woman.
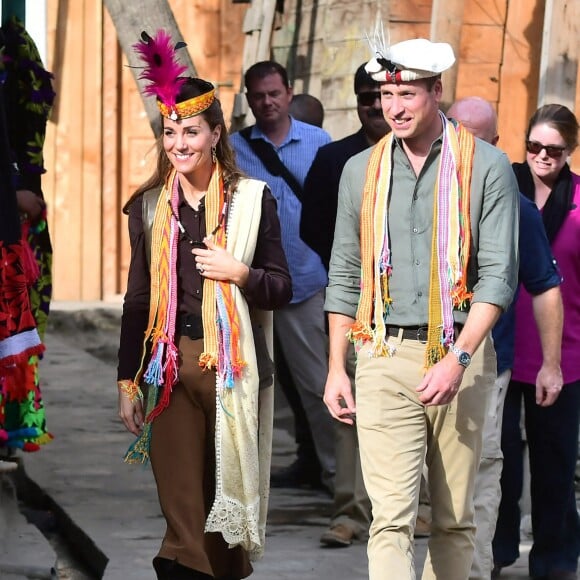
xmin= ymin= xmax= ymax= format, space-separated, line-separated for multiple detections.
xmin=0 ymin=16 xmax=55 ymax=454
xmin=493 ymin=104 xmax=580 ymax=580
xmin=117 ymin=31 xmax=291 ymax=580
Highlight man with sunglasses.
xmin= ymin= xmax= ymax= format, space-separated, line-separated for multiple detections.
xmin=299 ymin=64 xmax=389 ymax=548
xmin=447 ymin=97 xmax=563 ymax=580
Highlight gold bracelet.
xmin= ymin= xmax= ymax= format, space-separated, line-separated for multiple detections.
xmin=117 ymin=380 xmax=143 ymax=403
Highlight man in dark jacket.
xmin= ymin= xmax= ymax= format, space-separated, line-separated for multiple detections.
xmin=300 ymin=64 xmax=389 ymax=547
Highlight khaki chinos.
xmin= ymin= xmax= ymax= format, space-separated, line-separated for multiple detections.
xmin=330 ymin=344 xmax=372 ymax=538
xmin=356 ymin=329 xmax=496 ymax=580
xmin=470 ymin=368 xmax=512 ymax=579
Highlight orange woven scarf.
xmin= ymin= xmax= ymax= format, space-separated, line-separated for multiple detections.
xmin=349 ymin=114 xmax=475 ymax=368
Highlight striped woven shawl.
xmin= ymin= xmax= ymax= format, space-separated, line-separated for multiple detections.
xmin=349 ymin=112 xmax=475 ymax=368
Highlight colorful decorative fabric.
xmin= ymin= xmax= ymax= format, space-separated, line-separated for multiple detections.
xmin=0 ymin=240 xmax=50 ymax=451
xmin=0 ymin=16 xmax=54 ymax=452
xmin=1 ymin=16 xmax=55 ymax=180
xmin=350 ymin=112 xmax=475 ymax=368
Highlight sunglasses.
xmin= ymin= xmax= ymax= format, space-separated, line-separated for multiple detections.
xmin=357 ymin=91 xmax=381 ymax=106
xmin=525 ymin=140 xmax=567 ymax=158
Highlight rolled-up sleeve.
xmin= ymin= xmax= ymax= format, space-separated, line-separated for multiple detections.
xmin=325 ymin=153 xmax=367 ymax=317
xmin=470 ymin=149 xmax=519 ymax=311
xmin=518 ymin=196 xmax=561 ymax=295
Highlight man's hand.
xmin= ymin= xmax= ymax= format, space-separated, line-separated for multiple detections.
xmin=323 ymin=369 xmax=356 ymax=425
xmin=416 ymin=354 xmax=465 ymax=406
xmin=535 ymin=363 xmax=563 ymax=407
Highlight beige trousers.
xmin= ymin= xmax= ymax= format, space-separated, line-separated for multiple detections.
xmin=356 ymin=331 xmax=496 ymax=580
xmin=470 ymin=368 xmax=511 ymax=579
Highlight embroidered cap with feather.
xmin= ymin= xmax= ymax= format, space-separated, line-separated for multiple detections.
xmin=133 ymin=29 xmax=215 ymax=120
xmin=365 ymin=23 xmax=455 ymax=83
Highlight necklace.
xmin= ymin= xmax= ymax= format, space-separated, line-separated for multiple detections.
xmin=168 ymin=199 xmax=227 ymax=248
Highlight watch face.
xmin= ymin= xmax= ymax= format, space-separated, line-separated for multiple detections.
xmin=458 ymin=352 xmax=471 ymax=366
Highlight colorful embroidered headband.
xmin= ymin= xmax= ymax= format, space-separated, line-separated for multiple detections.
xmin=157 ymin=88 xmax=216 ymax=121
xmin=133 ymin=30 xmax=215 ymax=120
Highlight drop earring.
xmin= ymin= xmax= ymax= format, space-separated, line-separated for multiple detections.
xmin=211 ymin=145 xmax=217 ymax=164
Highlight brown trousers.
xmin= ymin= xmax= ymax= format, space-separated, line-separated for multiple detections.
xmin=150 ymin=336 xmax=253 ymax=579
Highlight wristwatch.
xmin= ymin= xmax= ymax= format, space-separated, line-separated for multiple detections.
xmin=449 ymin=344 xmax=472 ymax=368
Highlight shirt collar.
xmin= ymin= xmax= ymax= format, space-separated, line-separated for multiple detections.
xmin=177 ymin=181 xmax=205 ymax=210
xmin=250 ymin=116 xmax=304 ymax=148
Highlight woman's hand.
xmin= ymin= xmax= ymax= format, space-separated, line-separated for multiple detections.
xmin=117 ymin=380 xmax=144 ymax=436
xmin=192 ymin=237 xmax=249 ymax=287
xmin=17 ymin=189 xmax=46 ymax=223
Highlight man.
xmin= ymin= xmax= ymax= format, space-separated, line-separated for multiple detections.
xmin=289 ymin=93 xmax=325 ymax=128
xmin=230 ymin=61 xmax=335 ymax=491
xmin=299 ymin=63 xmax=389 ymax=547
xmin=446 ymin=97 xmax=563 ymax=580
xmin=300 ymin=63 xmax=389 ymax=271
xmin=323 ymin=37 xmax=519 ymax=579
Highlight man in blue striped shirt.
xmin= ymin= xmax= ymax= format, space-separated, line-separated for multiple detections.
xmin=230 ymin=61 xmax=335 ymax=491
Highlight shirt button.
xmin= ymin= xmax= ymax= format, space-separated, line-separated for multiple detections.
xmin=415 ymin=259 xmax=420 ymax=265
xmin=418 ymin=291 xmax=423 ymax=297
xmin=413 ymin=227 xmax=418 ymax=233
xmin=195 ymin=290 xmax=200 ymax=295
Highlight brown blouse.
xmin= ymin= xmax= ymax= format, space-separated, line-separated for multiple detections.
xmin=117 ymin=184 xmax=292 ymax=380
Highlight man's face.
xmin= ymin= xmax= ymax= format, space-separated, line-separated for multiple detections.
xmin=356 ymin=84 xmax=390 ymax=143
xmin=246 ymin=73 xmax=293 ymax=128
xmin=380 ymin=79 xmax=442 ymax=141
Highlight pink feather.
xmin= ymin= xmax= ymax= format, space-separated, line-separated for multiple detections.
xmin=133 ymin=30 xmax=187 ymax=108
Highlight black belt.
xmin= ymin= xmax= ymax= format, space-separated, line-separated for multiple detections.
xmin=386 ymin=324 xmax=463 ymax=344
xmin=179 ymin=313 xmax=204 ymax=340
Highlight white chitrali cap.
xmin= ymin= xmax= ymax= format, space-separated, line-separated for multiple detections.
xmin=365 ymin=37 xmax=456 ymax=83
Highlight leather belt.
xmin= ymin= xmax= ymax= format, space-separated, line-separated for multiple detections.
xmin=386 ymin=324 xmax=463 ymax=344
xmin=179 ymin=313 xmax=204 ymax=340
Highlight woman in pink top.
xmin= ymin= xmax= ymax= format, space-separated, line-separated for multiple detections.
xmin=493 ymin=104 xmax=580 ymax=580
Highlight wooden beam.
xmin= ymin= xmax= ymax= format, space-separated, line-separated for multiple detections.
xmin=81 ymin=0 xmax=103 ymax=300
xmin=102 ymin=7 xmax=121 ymax=299
xmin=231 ymin=0 xmax=278 ymax=129
xmin=497 ymin=0 xmax=545 ymax=164
xmin=537 ymin=0 xmax=578 ymax=110
xmin=430 ymin=0 xmax=466 ymax=108
xmin=103 ymin=0 xmax=197 ymax=137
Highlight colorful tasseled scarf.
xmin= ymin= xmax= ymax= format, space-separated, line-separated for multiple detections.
xmin=198 ymin=166 xmax=246 ymax=386
xmin=349 ymin=112 xmax=475 ymax=369
xmin=125 ymin=164 xmax=245 ymax=463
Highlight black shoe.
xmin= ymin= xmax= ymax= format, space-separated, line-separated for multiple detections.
xmin=492 ymin=560 xmax=516 ymax=579
xmin=270 ymin=458 xmax=323 ymax=490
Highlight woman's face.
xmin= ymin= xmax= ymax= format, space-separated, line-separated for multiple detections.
xmin=526 ymin=122 xmax=569 ymax=185
xmin=163 ymin=114 xmax=220 ymax=177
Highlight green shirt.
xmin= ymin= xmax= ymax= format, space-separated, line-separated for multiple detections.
xmin=325 ymin=133 xmax=519 ymax=325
